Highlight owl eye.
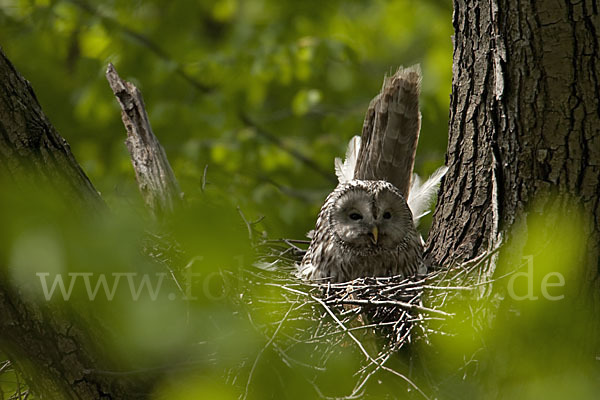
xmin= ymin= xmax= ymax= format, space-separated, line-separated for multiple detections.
xmin=383 ymin=211 xmax=392 ymax=220
xmin=349 ymin=213 xmax=363 ymax=221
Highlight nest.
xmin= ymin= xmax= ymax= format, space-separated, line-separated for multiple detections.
xmin=227 ymin=238 xmax=500 ymax=399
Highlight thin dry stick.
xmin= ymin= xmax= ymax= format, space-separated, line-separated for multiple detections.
xmin=326 ymin=298 xmax=453 ymax=317
xmin=0 ymin=360 xmax=10 ymax=374
xmin=351 ymin=352 xmax=392 ymax=397
xmin=237 ymin=207 xmax=265 ymax=241
xmin=273 ymin=284 xmax=429 ymax=399
xmin=201 ymin=164 xmax=209 ymax=192
xmin=274 ymin=285 xmax=377 ymax=363
xmin=381 ymin=363 xmax=430 ymax=400
xmin=242 ymin=300 xmax=298 ymax=400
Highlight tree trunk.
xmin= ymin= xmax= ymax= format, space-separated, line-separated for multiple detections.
xmin=2 ymin=0 xmax=600 ymax=396
xmin=0 ymin=48 xmax=147 ymax=399
xmin=426 ymin=0 xmax=600 ymax=280
xmin=0 ymin=51 xmax=103 ymax=210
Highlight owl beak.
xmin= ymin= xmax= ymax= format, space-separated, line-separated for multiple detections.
xmin=369 ymin=226 xmax=379 ymax=245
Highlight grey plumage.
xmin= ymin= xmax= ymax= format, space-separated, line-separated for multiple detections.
xmin=298 ymin=179 xmax=423 ymax=283
xmin=299 ymin=65 xmax=446 ymax=283
xmin=354 ymin=65 xmax=422 ymax=197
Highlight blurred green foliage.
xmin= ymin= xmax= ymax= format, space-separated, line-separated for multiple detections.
xmin=2 ymin=1 xmax=600 ymax=400
xmin=424 ymin=202 xmax=599 ymax=400
xmin=0 ymin=0 xmax=452 ymax=239
xmin=2 ymin=176 xmax=597 ymax=399
xmin=0 ymin=176 xmax=254 ymax=397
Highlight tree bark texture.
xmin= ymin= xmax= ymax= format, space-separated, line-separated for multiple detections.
xmin=0 ymin=283 xmax=151 ymax=400
xmin=0 ymin=48 xmax=103 ymax=210
xmin=0 ymin=48 xmax=147 ymax=399
xmin=426 ymin=0 xmax=600 ymax=275
xmin=105 ymin=63 xmax=182 ymax=216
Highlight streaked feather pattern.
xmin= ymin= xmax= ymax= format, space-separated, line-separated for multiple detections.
xmin=334 ymin=135 xmax=446 ymax=224
xmin=300 ymin=106 xmax=446 ymax=282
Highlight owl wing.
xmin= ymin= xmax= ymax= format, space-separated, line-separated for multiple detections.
xmin=332 ymin=136 xmax=447 ymax=226
xmin=353 ymin=65 xmax=422 ymax=197
xmin=299 ymin=185 xmax=346 ymax=281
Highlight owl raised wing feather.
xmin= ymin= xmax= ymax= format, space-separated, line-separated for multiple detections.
xmin=301 ymin=66 xmax=445 ymax=282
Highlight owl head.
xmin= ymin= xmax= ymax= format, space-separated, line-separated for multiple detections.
xmin=326 ymin=180 xmax=415 ymax=251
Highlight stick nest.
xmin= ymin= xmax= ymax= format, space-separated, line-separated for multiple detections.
xmin=225 ymin=238 xmax=499 ymax=399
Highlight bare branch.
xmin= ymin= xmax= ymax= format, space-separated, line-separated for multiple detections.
xmin=106 ymin=63 xmax=182 ymax=216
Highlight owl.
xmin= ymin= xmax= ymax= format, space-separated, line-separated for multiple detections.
xmin=299 ymin=136 xmax=446 ymax=283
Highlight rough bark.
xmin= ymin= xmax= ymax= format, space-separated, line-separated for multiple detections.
xmin=2 ymin=0 xmax=599 ymax=395
xmin=426 ymin=0 xmax=600 ymax=277
xmin=354 ymin=66 xmax=422 ymax=198
xmin=106 ymin=63 xmax=182 ymax=216
xmin=0 ymin=48 xmax=104 ymax=211
xmin=0 ymin=282 xmax=150 ymax=400
xmin=0 ymin=48 xmax=148 ymax=399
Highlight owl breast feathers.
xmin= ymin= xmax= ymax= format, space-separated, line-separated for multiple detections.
xmin=299 ymin=180 xmax=424 ymax=283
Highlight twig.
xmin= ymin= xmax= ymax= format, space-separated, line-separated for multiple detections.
xmin=201 ymin=164 xmax=209 ymax=192
xmin=420 ymin=285 xmax=475 ymax=290
xmin=381 ymin=363 xmax=430 ymax=400
xmin=264 ymin=239 xmax=311 ymax=245
xmin=0 ymin=360 xmax=11 ymax=374
xmin=326 ymin=298 xmax=453 ymax=317
xmin=237 ymin=207 xmax=264 ymax=241
xmin=351 ymin=352 xmax=392 ymax=397
xmin=242 ymin=300 xmax=298 ymax=400
xmin=273 ymin=284 xmax=379 ymax=364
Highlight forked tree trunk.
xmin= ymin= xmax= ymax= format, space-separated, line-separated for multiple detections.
xmin=1 ymin=0 xmax=599 ymax=397
xmin=426 ymin=0 xmax=600 ymax=285
xmin=0 ymin=48 xmax=148 ymax=399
